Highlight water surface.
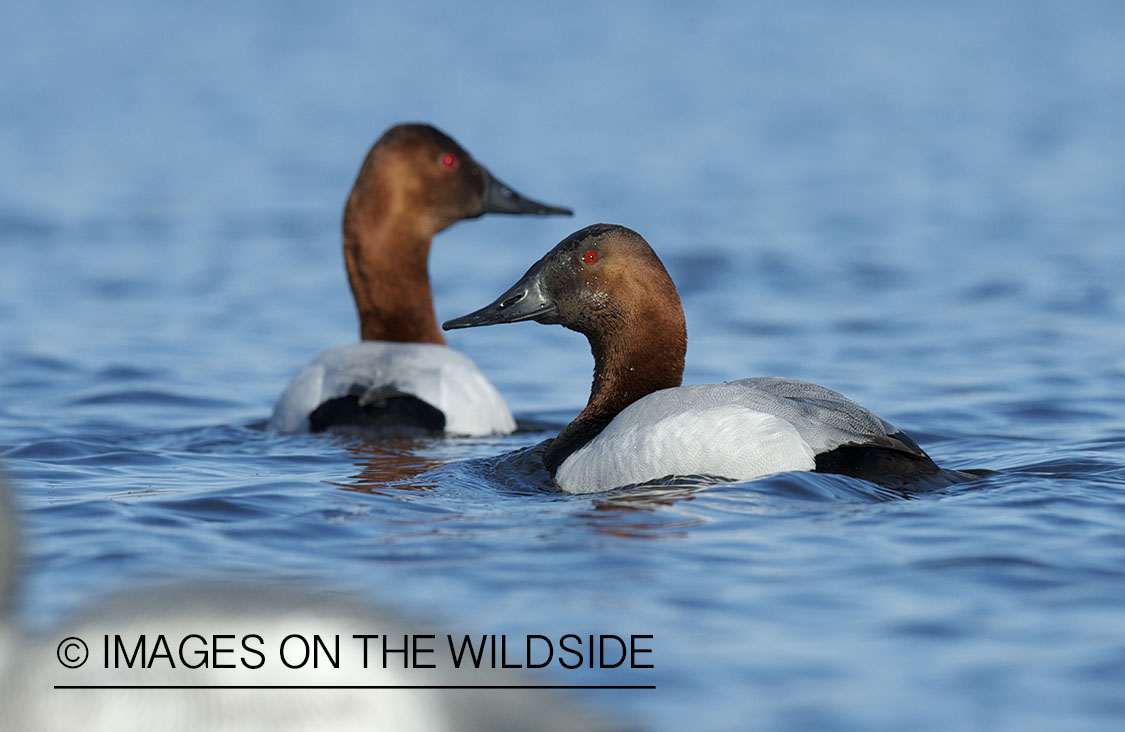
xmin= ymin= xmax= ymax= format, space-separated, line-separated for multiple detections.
xmin=3 ymin=2 xmax=1125 ymax=730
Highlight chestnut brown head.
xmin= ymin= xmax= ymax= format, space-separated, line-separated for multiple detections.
xmin=443 ymin=223 xmax=681 ymax=340
xmin=354 ymin=123 xmax=572 ymax=235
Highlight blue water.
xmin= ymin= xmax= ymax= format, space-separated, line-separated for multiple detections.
xmin=3 ymin=1 xmax=1125 ymax=729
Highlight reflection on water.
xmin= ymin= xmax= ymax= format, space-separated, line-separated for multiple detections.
xmin=333 ymin=438 xmax=447 ymax=490
xmin=580 ymin=485 xmax=709 ymax=540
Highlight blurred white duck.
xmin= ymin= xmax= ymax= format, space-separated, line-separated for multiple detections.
xmin=0 ymin=472 xmax=615 ymax=732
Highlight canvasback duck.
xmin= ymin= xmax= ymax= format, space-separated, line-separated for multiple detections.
xmin=269 ymin=124 xmax=572 ymax=435
xmin=444 ymin=224 xmax=949 ymax=492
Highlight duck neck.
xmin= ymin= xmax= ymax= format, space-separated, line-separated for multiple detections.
xmin=544 ymin=310 xmax=687 ymax=476
xmin=342 ymin=188 xmax=446 ymax=345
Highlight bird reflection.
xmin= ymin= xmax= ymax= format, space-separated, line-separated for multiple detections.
xmin=327 ymin=437 xmax=446 ymax=493
xmin=323 ymin=434 xmax=721 ymax=541
xmin=577 ymin=482 xmax=709 ymax=539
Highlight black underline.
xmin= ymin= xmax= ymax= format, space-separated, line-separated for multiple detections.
xmin=54 ymin=684 xmax=655 ymax=690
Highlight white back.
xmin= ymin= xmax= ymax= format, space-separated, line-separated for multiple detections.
xmin=269 ymin=342 xmax=516 ymax=436
xmin=556 ymin=378 xmax=905 ymax=493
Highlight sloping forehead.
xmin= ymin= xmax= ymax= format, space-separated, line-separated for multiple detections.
xmin=377 ymin=124 xmax=467 ymax=156
xmin=554 ymin=224 xmax=661 ymax=266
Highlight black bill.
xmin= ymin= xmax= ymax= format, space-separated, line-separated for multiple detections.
xmin=480 ymin=168 xmax=573 ymax=216
xmin=443 ymin=261 xmax=556 ymax=329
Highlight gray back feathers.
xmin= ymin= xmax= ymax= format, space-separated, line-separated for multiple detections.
xmin=723 ymin=377 xmax=918 ymax=456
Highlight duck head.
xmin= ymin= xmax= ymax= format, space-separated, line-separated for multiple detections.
xmin=349 ymin=124 xmax=572 ymax=235
xmin=343 ymin=123 xmax=571 ymax=344
xmin=443 ymin=224 xmax=683 ymax=341
xmin=444 ymin=224 xmax=688 ymax=474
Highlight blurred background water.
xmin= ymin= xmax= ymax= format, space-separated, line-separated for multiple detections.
xmin=2 ymin=1 xmax=1125 ymax=730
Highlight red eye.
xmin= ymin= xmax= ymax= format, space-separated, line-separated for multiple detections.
xmin=583 ymin=251 xmax=598 ymax=264
xmin=441 ymin=153 xmax=457 ymax=169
